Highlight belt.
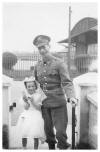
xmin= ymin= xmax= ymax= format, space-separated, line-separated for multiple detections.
xmin=40 ymin=84 xmax=61 ymax=91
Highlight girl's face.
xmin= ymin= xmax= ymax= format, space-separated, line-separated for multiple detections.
xmin=26 ymin=81 xmax=36 ymax=95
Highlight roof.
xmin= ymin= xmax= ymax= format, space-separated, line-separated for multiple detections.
xmin=59 ymin=17 xmax=97 ymax=43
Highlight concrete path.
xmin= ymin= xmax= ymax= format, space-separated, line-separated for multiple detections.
xmin=9 ymin=124 xmax=72 ymax=149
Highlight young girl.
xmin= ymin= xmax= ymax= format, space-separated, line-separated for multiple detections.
xmin=17 ymin=76 xmax=47 ymax=149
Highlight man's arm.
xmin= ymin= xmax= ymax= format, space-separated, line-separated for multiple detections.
xmin=58 ymin=61 xmax=75 ymax=98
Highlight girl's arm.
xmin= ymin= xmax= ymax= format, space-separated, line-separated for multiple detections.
xmin=29 ymin=97 xmax=41 ymax=110
xmin=22 ymin=94 xmax=30 ymax=110
xmin=22 ymin=91 xmax=30 ymax=110
xmin=24 ymin=101 xmax=30 ymax=110
xmin=18 ymin=96 xmax=30 ymax=110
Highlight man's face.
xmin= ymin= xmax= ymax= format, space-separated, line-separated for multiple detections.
xmin=37 ymin=44 xmax=50 ymax=56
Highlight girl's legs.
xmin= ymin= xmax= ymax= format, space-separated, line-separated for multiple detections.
xmin=22 ymin=138 xmax=27 ymax=149
xmin=34 ymin=138 xmax=39 ymax=149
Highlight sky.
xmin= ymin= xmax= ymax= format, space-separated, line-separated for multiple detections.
xmin=2 ymin=2 xmax=98 ymax=53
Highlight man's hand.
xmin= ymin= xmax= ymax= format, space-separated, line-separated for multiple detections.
xmin=69 ymin=97 xmax=78 ymax=106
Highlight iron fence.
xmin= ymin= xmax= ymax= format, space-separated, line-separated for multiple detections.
xmin=3 ymin=52 xmax=97 ymax=80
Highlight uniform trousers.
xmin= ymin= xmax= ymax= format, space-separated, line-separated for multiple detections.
xmin=41 ymin=105 xmax=68 ymax=149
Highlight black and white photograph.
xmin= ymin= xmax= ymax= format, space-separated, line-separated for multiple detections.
xmin=2 ymin=1 xmax=98 ymax=150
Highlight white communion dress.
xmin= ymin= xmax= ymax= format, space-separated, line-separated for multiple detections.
xmin=17 ymin=87 xmax=47 ymax=142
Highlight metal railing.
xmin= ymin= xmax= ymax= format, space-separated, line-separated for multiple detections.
xmin=71 ymin=54 xmax=97 ymax=76
xmin=3 ymin=52 xmax=97 ymax=80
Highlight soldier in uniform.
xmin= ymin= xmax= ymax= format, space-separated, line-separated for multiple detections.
xmin=33 ymin=35 xmax=77 ymax=149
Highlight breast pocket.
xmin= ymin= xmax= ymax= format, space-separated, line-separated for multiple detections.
xmin=37 ymin=67 xmax=43 ymax=78
xmin=52 ymin=69 xmax=58 ymax=75
xmin=48 ymin=68 xmax=58 ymax=77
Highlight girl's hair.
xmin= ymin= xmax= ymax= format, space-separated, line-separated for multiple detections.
xmin=24 ymin=81 xmax=38 ymax=90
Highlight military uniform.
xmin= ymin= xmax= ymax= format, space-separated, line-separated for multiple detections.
xmin=33 ymin=35 xmax=75 ymax=149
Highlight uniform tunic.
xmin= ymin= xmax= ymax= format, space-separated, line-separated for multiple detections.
xmin=34 ymin=56 xmax=75 ymax=107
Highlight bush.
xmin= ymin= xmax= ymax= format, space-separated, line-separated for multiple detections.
xmin=2 ymin=52 xmax=17 ymax=70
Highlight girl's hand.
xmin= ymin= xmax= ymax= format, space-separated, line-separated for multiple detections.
xmin=29 ymin=97 xmax=34 ymax=103
xmin=23 ymin=95 xmax=28 ymax=103
xmin=23 ymin=95 xmax=30 ymax=110
xmin=24 ymin=102 xmax=30 ymax=110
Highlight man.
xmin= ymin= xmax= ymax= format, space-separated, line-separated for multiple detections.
xmin=33 ymin=35 xmax=77 ymax=149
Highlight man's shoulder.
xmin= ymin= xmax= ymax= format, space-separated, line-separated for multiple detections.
xmin=35 ymin=60 xmax=42 ymax=67
xmin=52 ymin=55 xmax=63 ymax=63
xmin=53 ymin=56 xmax=65 ymax=66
